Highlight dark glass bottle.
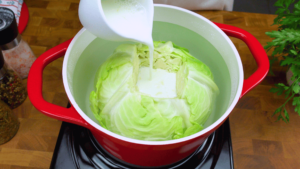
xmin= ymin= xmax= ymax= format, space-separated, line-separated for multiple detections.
xmin=0 ymin=99 xmax=19 ymax=145
xmin=0 ymin=49 xmax=27 ymax=109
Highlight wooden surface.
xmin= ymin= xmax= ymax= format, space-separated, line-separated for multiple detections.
xmin=0 ymin=0 xmax=299 ymax=169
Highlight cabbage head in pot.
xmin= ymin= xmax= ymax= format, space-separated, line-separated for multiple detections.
xmin=90 ymin=41 xmax=219 ymax=141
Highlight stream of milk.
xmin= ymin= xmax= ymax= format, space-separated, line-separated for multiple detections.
xmin=101 ymin=0 xmax=176 ymax=98
xmin=102 ymin=0 xmax=154 ymax=75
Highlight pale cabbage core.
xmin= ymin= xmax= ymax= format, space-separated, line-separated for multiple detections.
xmin=137 ymin=67 xmax=177 ymax=98
xmin=89 ymin=41 xmax=219 ymax=141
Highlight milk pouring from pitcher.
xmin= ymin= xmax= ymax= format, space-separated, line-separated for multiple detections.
xmin=79 ymin=0 xmax=154 ymax=78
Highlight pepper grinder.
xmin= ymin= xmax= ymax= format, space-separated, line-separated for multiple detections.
xmin=0 ymin=7 xmax=36 ymax=79
xmin=0 ymin=49 xmax=27 ymax=109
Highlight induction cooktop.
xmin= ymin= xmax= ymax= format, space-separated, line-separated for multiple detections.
xmin=50 ymin=118 xmax=234 ymax=169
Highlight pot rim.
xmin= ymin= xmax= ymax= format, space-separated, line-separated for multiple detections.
xmin=62 ymin=4 xmax=244 ymax=145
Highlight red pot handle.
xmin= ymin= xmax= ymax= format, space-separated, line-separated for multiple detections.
xmin=214 ymin=22 xmax=269 ymax=98
xmin=27 ymin=39 xmax=90 ymax=129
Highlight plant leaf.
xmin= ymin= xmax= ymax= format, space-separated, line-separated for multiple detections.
xmin=273 ymin=108 xmax=282 ymax=116
xmin=290 ymin=49 xmax=298 ymax=55
xmin=280 ymin=57 xmax=295 ymax=66
xmin=265 ymin=0 xmax=300 ymax=122
xmin=292 ymin=96 xmax=300 ymax=106
xmin=293 ymin=83 xmax=300 ymax=93
xmin=274 ymin=0 xmax=284 ymax=7
xmin=269 ymin=57 xmax=278 ymax=75
xmin=276 ymin=8 xmax=287 ymax=14
xmin=295 ymin=1 xmax=300 ymax=11
xmin=270 ymin=83 xmax=287 ymax=95
xmin=285 ymin=0 xmax=294 ymax=8
xmin=285 ymin=87 xmax=293 ymax=98
xmin=276 ymin=114 xmax=284 ymax=122
xmin=284 ymin=108 xmax=290 ymax=122
xmin=293 ymin=96 xmax=300 ymax=116
xmin=291 ymin=65 xmax=300 ymax=77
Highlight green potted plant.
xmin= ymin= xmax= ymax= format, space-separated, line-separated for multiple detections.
xmin=265 ymin=0 xmax=300 ymax=122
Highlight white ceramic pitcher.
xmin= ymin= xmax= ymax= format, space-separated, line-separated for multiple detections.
xmin=78 ymin=0 xmax=154 ymax=43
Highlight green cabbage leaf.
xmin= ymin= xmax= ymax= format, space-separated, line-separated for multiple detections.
xmin=90 ymin=41 xmax=218 ymax=141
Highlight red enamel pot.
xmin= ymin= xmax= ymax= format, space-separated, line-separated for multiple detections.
xmin=28 ymin=5 xmax=269 ymax=167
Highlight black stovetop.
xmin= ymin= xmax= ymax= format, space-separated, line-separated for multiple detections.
xmin=50 ymin=119 xmax=233 ymax=169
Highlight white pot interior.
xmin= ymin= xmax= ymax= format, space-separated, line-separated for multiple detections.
xmin=63 ymin=5 xmax=243 ymax=144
